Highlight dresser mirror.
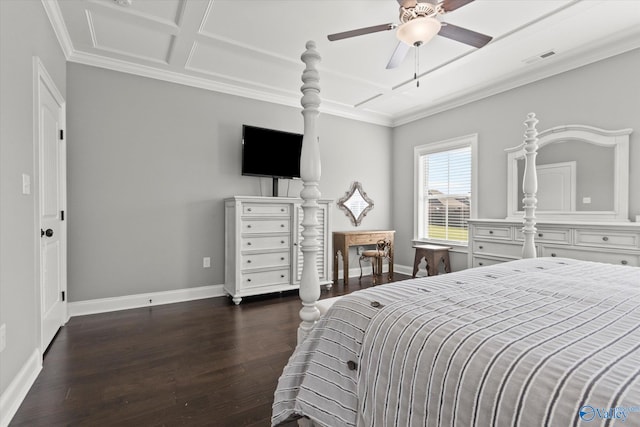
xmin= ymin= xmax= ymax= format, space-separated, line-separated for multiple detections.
xmin=506 ymin=124 xmax=632 ymax=222
xmin=337 ymin=181 xmax=374 ymax=226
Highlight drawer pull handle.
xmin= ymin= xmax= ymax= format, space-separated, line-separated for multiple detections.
xmin=478 ymin=245 xmax=483 ymax=249
xmin=247 ymin=208 xmax=252 ymax=212
xmin=247 ymin=260 xmax=252 ymax=263
xmin=538 ymin=233 xmax=544 ymax=237
xmin=602 ymin=236 xmax=609 ymax=241
xmin=247 ymin=224 xmax=252 ymax=228
xmin=551 ymin=253 xmax=557 ymax=257
xmin=281 ymin=208 xmax=285 ymax=212
xmin=247 ymin=242 xmax=252 ymax=246
xmin=281 ymin=274 xmax=285 ymax=278
xmin=280 ymin=257 xmax=285 ymax=261
xmin=247 ymin=278 xmax=251 ymax=282
xmin=479 ymin=262 xmax=484 ymax=266
xmin=489 ymin=230 xmax=494 ymax=234
xmin=281 ymin=224 xmax=285 ymax=228
xmin=281 ymin=240 xmax=285 ymax=244
xmin=621 ymin=260 xmax=628 ymax=265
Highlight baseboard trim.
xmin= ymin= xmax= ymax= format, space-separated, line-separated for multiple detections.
xmin=393 ymin=264 xmax=414 ymax=276
xmin=68 ymin=284 xmax=226 ymax=318
xmin=341 ymin=264 xmax=414 ymax=279
xmin=0 ymin=349 xmax=42 ymax=427
xmin=69 ymin=266 xmax=419 ymax=319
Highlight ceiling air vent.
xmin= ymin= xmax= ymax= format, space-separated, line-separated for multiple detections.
xmin=523 ymin=50 xmax=557 ymax=64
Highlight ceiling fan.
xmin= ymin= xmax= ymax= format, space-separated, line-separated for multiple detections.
xmin=327 ymin=0 xmax=493 ymax=69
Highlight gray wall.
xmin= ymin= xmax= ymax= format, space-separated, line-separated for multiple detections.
xmin=392 ymin=49 xmax=640 ymax=270
xmin=0 ymin=0 xmax=67 ymax=399
xmin=67 ymin=63 xmax=392 ymax=301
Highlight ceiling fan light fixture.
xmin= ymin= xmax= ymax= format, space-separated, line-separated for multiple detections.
xmin=396 ymin=17 xmax=442 ymax=46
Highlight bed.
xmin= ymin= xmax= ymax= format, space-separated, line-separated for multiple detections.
xmin=275 ymin=41 xmax=640 ymax=426
xmin=273 ymin=257 xmax=640 ymax=426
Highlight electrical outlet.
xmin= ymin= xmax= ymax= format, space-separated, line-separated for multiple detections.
xmin=0 ymin=324 xmax=6 ymax=353
xmin=203 ymin=257 xmax=211 ymax=268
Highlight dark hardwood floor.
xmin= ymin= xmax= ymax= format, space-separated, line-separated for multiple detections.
xmin=10 ymin=272 xmax=410 ymax=427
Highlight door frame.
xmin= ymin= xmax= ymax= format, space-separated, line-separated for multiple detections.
xmin=33 ymin=56 xmax=67 ymax=355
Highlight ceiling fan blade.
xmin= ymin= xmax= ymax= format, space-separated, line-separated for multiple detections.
xmin=438 ymin=23 xmax=492 ymax=48
xmin=386 ymin=42 xmax=411 ymax=69
xmin=441 ymin=0 xmax=475 ymax=12
xmin=327 ymin=23 xmax=395 ymax=41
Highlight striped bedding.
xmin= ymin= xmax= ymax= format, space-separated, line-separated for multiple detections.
xmin=272 ymin=257 xmax=640 ymax=427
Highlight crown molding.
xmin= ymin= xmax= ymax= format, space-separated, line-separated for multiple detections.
xmin=41 ymin=0 xmax=74 ymax=59
xmin=391 ymin=29 xmax=640 ymax=127
xmin=66 ymin=49 xmax=394 ymax=127
xmin=42 ymin=0 xmax=392 ymax=126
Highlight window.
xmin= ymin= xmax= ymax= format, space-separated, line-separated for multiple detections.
xmin=414 ymin=134 xmax=477 ymax=245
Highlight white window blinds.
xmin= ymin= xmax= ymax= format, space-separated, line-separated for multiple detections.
xmin=420 ymin=146 xmax=471 ymax=243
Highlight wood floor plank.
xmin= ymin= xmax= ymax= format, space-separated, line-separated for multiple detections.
xmin=10 ymin=273 xmax=408 ymax=426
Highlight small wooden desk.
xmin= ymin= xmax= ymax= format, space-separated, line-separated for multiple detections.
xmin=333 ymin=230 xmax=395 ymax=284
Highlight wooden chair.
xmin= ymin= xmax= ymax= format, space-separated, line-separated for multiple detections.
xmin=359 ymin=239 xmax=392 ymax=283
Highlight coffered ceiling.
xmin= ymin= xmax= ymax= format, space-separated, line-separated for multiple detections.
xmin=44 ymin=0 xmax=640 ymax=126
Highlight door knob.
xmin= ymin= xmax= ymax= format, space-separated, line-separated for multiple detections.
xmin=45 ymin=228 xmax=54 ymax=237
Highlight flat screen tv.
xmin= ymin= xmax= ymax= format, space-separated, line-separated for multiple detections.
xmin=242 ymin=125 xmax=303 ymax=196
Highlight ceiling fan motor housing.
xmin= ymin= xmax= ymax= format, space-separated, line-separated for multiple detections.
xmin=399 ymin=2 xmax=442 ymax=24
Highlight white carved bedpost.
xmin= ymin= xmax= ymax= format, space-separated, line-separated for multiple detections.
xmin=298 ymin=41 xmax=322 ymax=344
xmin=522 ymin=113 xmax=539 ymax=258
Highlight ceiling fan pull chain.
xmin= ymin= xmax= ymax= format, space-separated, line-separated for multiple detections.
xmin=414 ymin=47 xmax=420 ymax=87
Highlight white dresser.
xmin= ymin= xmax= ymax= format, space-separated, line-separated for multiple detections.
xmin=224 ymin=196 xmax=332 ymax=304
xmin=468 ymin=219 xmax=640 ymax=268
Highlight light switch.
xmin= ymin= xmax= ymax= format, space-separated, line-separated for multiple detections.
xmin=0 ymin=324 xmax=6 ymax=353
xmin=22 ymin=174 xmax=31 ymax=195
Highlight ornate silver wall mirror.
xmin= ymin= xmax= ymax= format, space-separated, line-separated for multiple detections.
xmin=337 ymin=181 xmax=374 ymax=226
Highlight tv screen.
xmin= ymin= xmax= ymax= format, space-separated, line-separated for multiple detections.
xmin=242 ymin=125 xmax=303 ymax=179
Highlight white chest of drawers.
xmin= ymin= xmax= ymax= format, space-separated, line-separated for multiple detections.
xmin=224 ymin=196 xmax=332 ymax=304
xmin=468 ymin=219 xmax=640 ymax=268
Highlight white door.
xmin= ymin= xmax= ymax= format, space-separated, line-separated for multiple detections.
xmin=537 ymin=161 xmax=576 ymax=211
xmin=36 ymin=58 xmax=67 ymax=352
